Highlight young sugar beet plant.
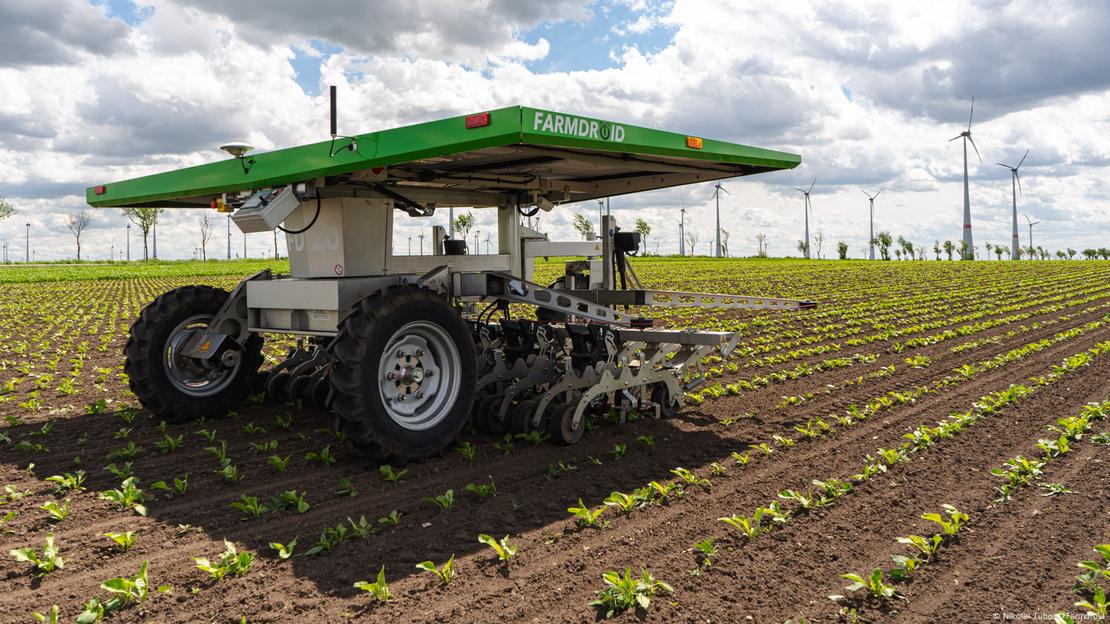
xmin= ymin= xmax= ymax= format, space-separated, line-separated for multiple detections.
xmin=478 ymin=534 xmax=517 ymax=566
xmin=9 ymin=533 xmax=64 ymax=576
xmin=589 ymin=567 xmax=673 ymax=619
xmin=416 ymin=554 xmax=457 ymax=585
xmin=194 ymin=540 xmax=254 ymax=581
xmin=353 ymin=566 xmax=391 ymax=603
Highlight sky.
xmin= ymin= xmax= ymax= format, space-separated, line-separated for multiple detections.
xmin=1 ymin=0 xmax=1108 ymax=261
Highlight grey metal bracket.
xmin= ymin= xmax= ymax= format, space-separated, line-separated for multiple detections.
xmin=185 ymin=269 xmax=272 ymax=360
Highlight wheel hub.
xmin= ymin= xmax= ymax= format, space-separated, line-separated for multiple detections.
xmin=377 ymin=321 xmax=461 ymax=431
xmin=164 ymin=315 xmax=241 ymax=398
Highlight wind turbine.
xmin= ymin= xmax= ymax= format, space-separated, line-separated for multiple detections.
xmin=711 ymin=183 xmax=729 ymax=257
xmin=996 ymin=150 xmax=1028 ymax=261
xmin=1024 ymin=214 xmax=1039 ymax=259
xmin=793 ymin=179 xmax=815 ymax=259
xmin=949 ymin=97 xmax=982 ymax=260
xmin=860 ymin=188 xmax=882 ymax=261
xmin=679 ymin=201 xmax=687 ymax=256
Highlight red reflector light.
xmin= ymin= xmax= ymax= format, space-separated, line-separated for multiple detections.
xmin=686 ymin=136 xmax=703 ymax=149
xmin=465 ymin=112 xmax=491 ymax=129
xmin=94 ymin=185 xmax=106 ymax=195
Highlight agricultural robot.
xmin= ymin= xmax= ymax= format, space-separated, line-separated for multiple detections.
xmin=87 ymin=95 xmax=814 ymax=463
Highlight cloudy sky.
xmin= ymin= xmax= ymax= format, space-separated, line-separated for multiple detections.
xmin=1 ymin=0 xmax=1108 ymax=261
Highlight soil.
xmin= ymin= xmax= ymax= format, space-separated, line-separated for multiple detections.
xmin=0 ymin=262 xmax=1108 ymax=623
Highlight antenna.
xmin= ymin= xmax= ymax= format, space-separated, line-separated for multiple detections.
xmin=328 ymin=85 xmax=357 ymax=157
xmin=330 ymin=85 xmax=337 ymax=137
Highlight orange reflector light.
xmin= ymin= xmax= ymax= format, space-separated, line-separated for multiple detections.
xmin=94 ymin=185 xmax=106 ymax=195
xmin=465 ymin=112 xmax=491 ymax=128
xmin=686 ymin=136 xmax=703 ymax=149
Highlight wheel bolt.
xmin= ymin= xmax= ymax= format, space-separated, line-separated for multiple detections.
xmin=396 ymin=349 xmax=405 ymax=358
xmin=425 ymin=369 xmax=435 ymax=378
xmin=416 ymin=391 xmax=425 ymax=399
xmin=416 ymin=349 xmax=425 ymax=357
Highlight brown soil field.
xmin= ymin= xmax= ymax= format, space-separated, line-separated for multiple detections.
xmin=1 ymin=259 xmax=1108 ymax=623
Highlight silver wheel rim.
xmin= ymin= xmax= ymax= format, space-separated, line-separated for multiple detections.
xmin=164 ymin=314 xmax=241 ymax=397
xmin=378 ymin=320 xmax=461 ymax=431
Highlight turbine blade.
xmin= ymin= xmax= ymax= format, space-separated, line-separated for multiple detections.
xmin=1015 ymin=170 xmax=1022 ymax=195
xmin=968 ymin=96 xmax=975 ymax=131
xmin=793 ymin=187 xmax=805 ymax=193
xmin=948 ymin=134 xmax=963 ymax=142
xmin=860 ymin=188 xmax=869 ymax=197
xmin=807 ymin=178 xmax=816 ymax=194
xmin=968 ymin=135 xmax=983 ymax=164
xmin=1017 ymin=149 xmax=1028 ymax=168
xmin=874 ymin=188 xmax=883 ymax=198
xmin=995 ymin=162 xmax=1011 ymax=168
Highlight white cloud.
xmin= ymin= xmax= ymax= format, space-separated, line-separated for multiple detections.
xmin=1 ymin=0 xmax=1109 ymax=261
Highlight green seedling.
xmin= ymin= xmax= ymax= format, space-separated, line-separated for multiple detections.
xmin=1039 ymin=482 xmax=1073 ymax=496
xmin=609 ymin=443 xmax=627 ymax=461
xmin=424 ymin=489 xmax=455 ymax=510
xmin=731 ymin=451 xmax=751 ymax=465
xmin=249 ymin=439 xmax=278 ymax=454
xmin=378 ymin=510 xmax=402 ymax=527
xmin=104 ymin=531 xmax=138 ymax=552
xmin=194 ymin=540 xmax=253 ymax=580
xmin=242 ymin=422 xmax=265 ymax=434
xmin=337 ymin=478 xmax=358 ymax=497
xmin=516 ymin=430 xmax=547 ymax=445
xmin=841 ymin=568 xmax=899 ymax=600
xmin=304 ymin=445 xmax=336 ymax=466
xmin=1075 ymin=587 xmax=1107 ymax=617
xmin=478 ymin=533 xmax=517 ymax=564
xmin=546 ymin=460 xmax=576 ymax=479
xmin=671 ymin=467 xmax=710 ymax=488
xmin=0 ymin=510 xmax=16 ymax=534
xmin=379 ymin=464 xmax=409 ymax=482
xmin=104 ymin=462 xmax=134 ymax=480
xmin=99 ymin=477 xmax=147 ymax=516
xmin=304 ymin=524 xmax=349 ymax=556
xmin=719 ymin=511 xmax=766 ymax=540
xmin=603 ymin=491 xmax=637 ymax=514
xmin=647 ymin=480 xmax=682 ymax=504
xmin=46 ymin=470 xmax=86 ymax=493
xmin=229 ymin=495 xmax=266 ymax=520
xmin=494 ymin=434 xmax=514 ymax=455
xmin=693 ymin=537 xmax=716 ymax=568
xmin=347 ymin=515 xmax=373 ymax=540
xmin=465 ymin=480 xmax=496 ymax=499
xmin=267 ymin=454 xmax=291 ymax=472
xmin=922 ymin=504 xmax=967 ymax=536
xmin=589 ymin=567 xmax=672 ymax=619
xmin=32 ymin=604 xmax=61 ymax=624
xmin=889 ymin=554 xmax=921 ymax=581
xmin=106 ymin=442 xmax=144 ymax=461
xmin=100 ymin=560 xmax=151 ymax=609
xmin=415 ymin=555 xmax=457 ymax=585
xmin=636 ymin=435 xmax=655 ymax=447
xmin=778 ymin=489 xmax=815 ymax=510
xmin=195 ymin=428 xmax=218 ymax=442
xmin=41 ymin=499 xmax=71 ymax=522
xmin=269 ymin=538 xmax=297 ymax=560
xmin=150 ymin=474 xmax=189 ymax=497
xmin=455 ymin=441 xmax=477 ymax=461
xmin=10 ymin=533 xmax=64 ymax=575
xmin=897 ymin=534 xmax=943 ymax=561
xmin=353 ymin=566 xmax=391 ymax=603
xmin=568 ymin=499 xmax=607 ymax=528
xmin=266 ymin=490 xmax=310 ymax=514
xmin=154 ymin=434 xmax=183 ymax=454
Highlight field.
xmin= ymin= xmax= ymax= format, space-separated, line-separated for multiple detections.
xmin=1 ymin=258 xmax=1109 ymax=623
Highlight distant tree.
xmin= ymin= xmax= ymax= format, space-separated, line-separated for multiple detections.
xmin=918 ymin=247 xmax=927 ymax=260
xmin=877 ymin=232 xmax=893 ymax=260
xmin=572 ymin=213 xmax=595 ymax=240
xmin=1056 ymin=250 xmax=1067 ymax=259
xmin=796 ymin=240 xmax=809 ymax=257
xmin=199 ymin=214 xmax=213 ymax=261
xmin=1082 ymin=248 xmax=1097 ymax=259
xmin=813 ymin=231 xmax=824 ymax=259
xmin=720 ymin=227 xmax=730 ymax=257
xmin=959 ymin=240 xmax=971 ymax=261
xmin=1099 ymin=248 xmax=1110 ymax=260
xmin=452 ymin=212 xmax=474 ymax=241
xmin=984 ymin=243 xmax=993 ymax=259
xmin=685 ymin=229 xmax=699 ymax=255
xmin=0 ymin=196 xmax=12 ymax=222
xmin=896 ymin=236 xmax=913 ymax=260
xmin=894 ymin=248 xmax=903 ymax=261
xmin=836 ymin=241 xmax=848 ymax=260
xmin=65 ymin=209 xmax=92 ymax=261
xmin=1002 ymin=247 xmax=1011 ymax=259
xmin=933 ymin=240 xmax=941 ymax=260
xmin=755 ymin=232 xmax=768 ymax=258
xmin=994 ymin=245 xmax=1005 ymax=261
xmin=942 ymin=240 xmax=955 ymax=261
xmin=1066 ymin=248 xmax=1076 ymax=260
xmin=121 ymin=207 xmax=163 ymax=261
xmin=635 ymin=218 xmax=652 ymax=253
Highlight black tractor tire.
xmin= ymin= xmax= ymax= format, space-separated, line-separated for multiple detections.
xmin=125 ymin=286 xmax=263 ymax=423
xmin=547 ymin=399 xmax=586 ymax=445
xmin=329 ymin=286 xmax=477 ymax=463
